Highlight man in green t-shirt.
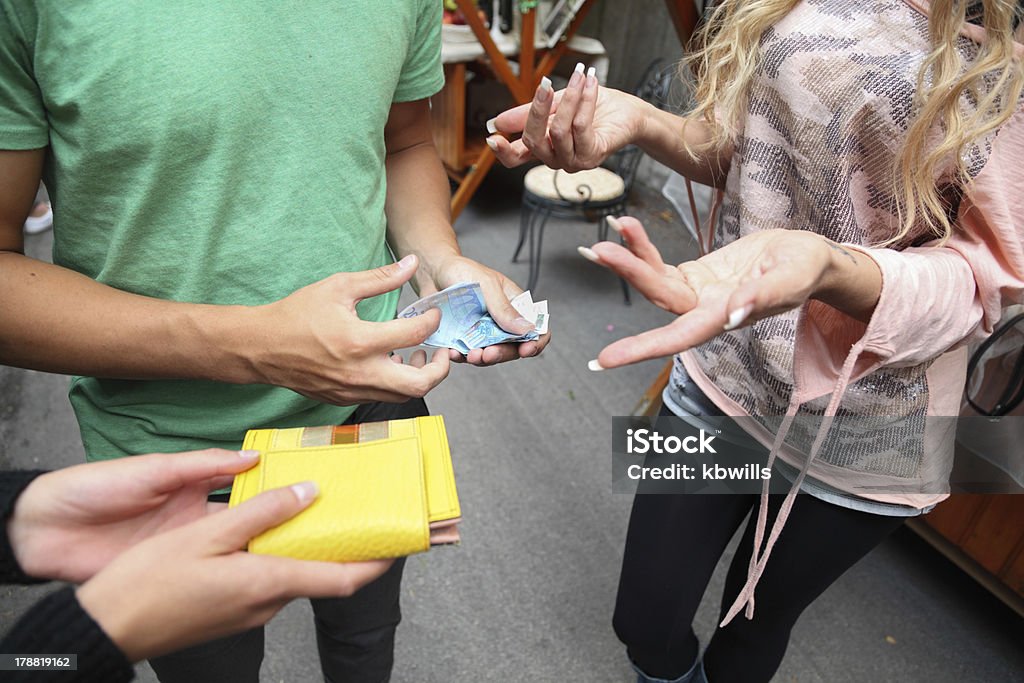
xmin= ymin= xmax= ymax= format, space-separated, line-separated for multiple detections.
xmin=0 ymin=2 xmax=548 ymax=681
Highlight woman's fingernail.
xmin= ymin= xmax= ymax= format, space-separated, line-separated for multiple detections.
xmin=586 ymin=66 xmax=597 ymax=81
xmin=485 ymin=137 xmax=498 ymax=151
xmin=291 ymin=481 xmax=319 ymax=505
xmin=588 ymin=359 xmax=605 ymax=372
xmin=569 ymin=62 xmax=585 ymax=87
xmin=238 ymin=450 xmax=260 ymax=460
xmin=577 ymin=246 xmax=601 ymax=263
xmin=486 ymin=117 xmax=498 ymax=135
xmin=606 ymin=216 xmax=624 ymax=234
xmin=539 ymin=76 xmax=553 ymax=93
xmin=397 ymin=254 xmax=416 ymax=270
xmin=723 ymin=305 xmax=753 ymax=331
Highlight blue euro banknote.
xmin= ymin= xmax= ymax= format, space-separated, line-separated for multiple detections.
xmin=397 ymin=282 xmax=546 ymax=354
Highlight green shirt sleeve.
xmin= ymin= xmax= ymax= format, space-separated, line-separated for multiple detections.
xmin=393 ymin=0 xmax=444 ymax=103
xmin=0 ymin=2 xmax=48 ymax=149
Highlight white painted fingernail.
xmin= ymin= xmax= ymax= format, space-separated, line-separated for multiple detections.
xmin=540 ymin=76 xmax=552 ymax=92
xmin=606 ymin=216 xmax=624 ymax=234
xmin=291 ymin=481 xmax=319 ymax=505
xmin=588 ymin=359 xmax=605 ymax=372
xmin=485 ymin=137 xmax=498 ymax=151
xmin=486 ymin=117 xmax=498 ymax=135
xmin=574 ymin=62 xmax=585 ymax=75
xmin=238 ymin=450 xmax=260 ymax=460
xmin=586 ymin=66 xmax=596 ymax=80
xmin=577 ymin=246 xmax=601 ymax=263
xmin=723 ymin=305 xmax=752 ymax=331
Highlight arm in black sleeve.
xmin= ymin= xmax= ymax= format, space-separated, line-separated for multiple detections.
xmin=0 ymin=586 xmax=135 ymax=683
xmin=1 ymin=472 xmax=135 ymax=681
xmin=0 ymin=470 xmax=47 ymax=583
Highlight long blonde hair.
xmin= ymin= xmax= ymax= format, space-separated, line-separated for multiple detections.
xmin=684 ymin=0 xmax=1024 ymax=244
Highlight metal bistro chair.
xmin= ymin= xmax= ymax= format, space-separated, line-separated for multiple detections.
xmin=512 ymin=59 xmax=676 ymax=303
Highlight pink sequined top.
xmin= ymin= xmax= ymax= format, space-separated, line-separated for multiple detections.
xmin=666 ymin=0 xmax=1024 ymax=625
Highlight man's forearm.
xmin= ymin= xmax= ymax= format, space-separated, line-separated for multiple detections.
xmin=0 ymin=252 xmax=259 ymax=382
xmin=384 ymin=140 xmax=460 ymax=294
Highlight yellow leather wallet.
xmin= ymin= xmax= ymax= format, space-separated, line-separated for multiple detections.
xmin=227 ymin=415 xmax=461 ymax=562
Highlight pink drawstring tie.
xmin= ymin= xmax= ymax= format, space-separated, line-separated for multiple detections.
xmin=720 ymin=340 xmax=867 ymax=627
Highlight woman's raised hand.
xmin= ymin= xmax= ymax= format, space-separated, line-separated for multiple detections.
xmin=485 ymin=63 xmax=652 ymax=172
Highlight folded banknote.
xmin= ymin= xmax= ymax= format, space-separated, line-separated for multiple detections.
xmin=397 ymin=282 xmax=549 ymax=354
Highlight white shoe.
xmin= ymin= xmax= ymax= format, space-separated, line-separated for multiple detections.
xmin=24 ymin=203 xmax=53 ymax=235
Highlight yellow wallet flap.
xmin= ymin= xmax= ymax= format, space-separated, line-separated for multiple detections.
xmin=234 ymin=437 xmax=431 ymax=562
xmin=414 ymin=416 xmax=461 ymax=524
xmin=236 ymin=416 xmax=461 ymax=526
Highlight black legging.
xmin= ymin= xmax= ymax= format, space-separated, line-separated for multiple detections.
xmin=613 ymin=440 xmax=906 ymax=682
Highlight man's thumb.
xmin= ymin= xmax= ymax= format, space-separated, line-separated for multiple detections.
xmin=346 ymin=255 xmax=418 ymax=305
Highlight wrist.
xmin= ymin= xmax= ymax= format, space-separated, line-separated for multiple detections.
xmin=811 ymin=238 xmax=882 ymax=323
xmin=77 ymin=581 xmax=146 ymax=662
xmin=406 ymin=245 xmax=462 ymax=293
xmin=180 ymin=303 xmax=267 ymax=385
xmin=632 ymin=97 xmax=662 ymax=155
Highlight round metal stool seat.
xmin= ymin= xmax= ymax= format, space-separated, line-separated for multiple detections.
xmin=523 ymin=166 xmax=626 ymax=204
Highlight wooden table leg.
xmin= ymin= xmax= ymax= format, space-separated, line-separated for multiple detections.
xmin=451 ymin=147 xmax=497 ymax=219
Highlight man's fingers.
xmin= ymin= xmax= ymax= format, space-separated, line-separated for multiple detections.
xmin=597 ymin=308 xmax=724 ymax=369
xmin=607 ymin=216 xmax=665 ymax=269
xmin=342 ymin=255 xmax=419 ymax=306
xmin=465 ymin=343 xmax=518 ymax=366
xmin=372 ymin=308 xmax=442 ymax=352
xmin=524 ymin=332 xmax=550 ymax=358
xmin=549 ymin=64 xmax=586 ymax=164
xmin=588 ymin=242 xmax=696 ymax=314
xmin=204 ymin=483 xmax=319 ymax=554
xmin=479 ymin=279 xmax=534 ymax=338
xmin=264 ymin=558 xmax=395 ymax=600
xmin=376 ymin=349 xmax=450 ymax=399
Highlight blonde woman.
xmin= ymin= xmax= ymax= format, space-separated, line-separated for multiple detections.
xmin=488 ymin=1 xmax=1023 ymax=681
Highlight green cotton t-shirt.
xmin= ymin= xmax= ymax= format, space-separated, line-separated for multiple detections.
xmin=0 ymin=2 xmax=443 ymax=459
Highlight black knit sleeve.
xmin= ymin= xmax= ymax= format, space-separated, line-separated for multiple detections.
xmin=0 ymin=586 xmax=135 ymax=682
xmin=0 ymin=470 xmax=48 ymax=584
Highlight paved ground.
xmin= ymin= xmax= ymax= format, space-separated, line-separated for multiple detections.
xmin=1 ymin=167 xmax=1022 ymax=682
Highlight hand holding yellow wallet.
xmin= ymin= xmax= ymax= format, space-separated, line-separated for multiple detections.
xmin=228 ymin=415 xmax=461 ymax=562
